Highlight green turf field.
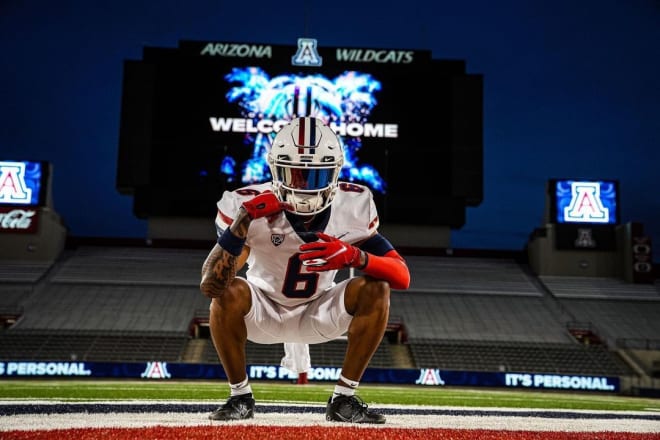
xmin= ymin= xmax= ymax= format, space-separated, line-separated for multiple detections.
xmin=1 ymin=380 xmax=658 ymax=412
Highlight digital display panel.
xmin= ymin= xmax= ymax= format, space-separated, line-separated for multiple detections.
xmin=117 ymin=39 xmax=483 ymax=227
xmin=550 ymin=179 xmax=619 ymax=225
xmin=0 ymin=160 xmax=47 ymax=206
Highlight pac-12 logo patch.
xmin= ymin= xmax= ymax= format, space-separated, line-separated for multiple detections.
xmin=271 ymin=234 xmax=285 ymax=246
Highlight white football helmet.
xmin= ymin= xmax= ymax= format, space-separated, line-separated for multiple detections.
xmin=268 ymin=117 xmax=344 ymax=216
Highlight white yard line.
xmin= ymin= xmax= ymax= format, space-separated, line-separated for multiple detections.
xmin=0 ymin=402 xmax=658 ymax=433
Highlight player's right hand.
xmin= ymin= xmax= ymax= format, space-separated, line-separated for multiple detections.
xmin=241 ymin=191 xmax=292 ymax=221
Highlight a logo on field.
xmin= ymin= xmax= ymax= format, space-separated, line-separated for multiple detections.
xmin=141 ymin=361 xmax=171 ymax=379
xmin=415 ymin=368 xmax=445 ymax=386
xmin=271 ymin=234 xmax=285 ymax=246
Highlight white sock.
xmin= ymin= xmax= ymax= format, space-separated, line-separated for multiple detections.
xmin=332 ymin=375 xmax=359 ymax=401
xmin=332 ymin=385 xmax=355 ymax=401
xmin=229 ymin=378 xmax=252 ymax=397
xmin=339 ymin=374 xmax=359 ymax=388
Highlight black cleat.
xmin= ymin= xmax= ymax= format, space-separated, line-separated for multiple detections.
xmin=208 ymin=393 xmax=255 ymax=421
xmin=325 ymin=395 xmax=386 ymax=424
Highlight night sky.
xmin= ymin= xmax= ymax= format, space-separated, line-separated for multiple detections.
xmin=1 ymin=1 xmax=658 ymax=261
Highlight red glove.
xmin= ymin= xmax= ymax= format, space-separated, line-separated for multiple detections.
xmin=242 ymin=191 xmax=292 ymax=220
xmin=299 ymin=232 xmax=363 ymax=271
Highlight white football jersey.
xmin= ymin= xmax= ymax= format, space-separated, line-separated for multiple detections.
xmin=215 ymin=181 xmax=379 ymax=307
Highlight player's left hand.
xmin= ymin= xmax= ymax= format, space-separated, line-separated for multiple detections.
xmin=299 ymin=232 xmax=363 ymax=271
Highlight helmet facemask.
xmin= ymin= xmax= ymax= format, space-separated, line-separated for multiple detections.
xmin=271 ymin=158 xmax=341 ymax=215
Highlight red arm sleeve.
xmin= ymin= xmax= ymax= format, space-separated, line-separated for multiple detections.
xmin=361 ymin=249 xmax=410 ymax=290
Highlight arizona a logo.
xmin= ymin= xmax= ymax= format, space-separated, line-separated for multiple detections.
xmin=0 ymin=162 xmax=32 ymax=205
xmin=141 ymin=361 xmax=171 ymax=379
xmin=564 ymin=182 xmax=609 ymax=223
xmin=415 ymin=368 xmax=446 ymax=386
xmin=291 ymin=38 xmax=322 ymax=66
xmin=574 ymin=228 xmax=596 ymax=248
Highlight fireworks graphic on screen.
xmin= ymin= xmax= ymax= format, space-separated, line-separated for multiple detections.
xmin=221 ymin=67 xmax=386 ymax=193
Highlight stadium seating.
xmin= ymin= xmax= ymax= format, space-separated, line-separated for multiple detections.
xmin=0 ymin=329 xmax=188 ymax=362
xmin=198 ymin=337 xmax=395 ymax=369
xmin=1 ymin=243 xmax=658 ymax=383
xmin=407 ymin=339 xmax=634 ymax=376
xmin=0 ymin=261 xmax=53 ymax=284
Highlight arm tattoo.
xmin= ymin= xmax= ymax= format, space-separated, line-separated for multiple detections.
xmin=200 ymin=208 xmax=251 ymax=298
xmin=229 ymin=208 xmax=250 ymax=236
xmin=201 ymin=247 xmax=238 ymax=298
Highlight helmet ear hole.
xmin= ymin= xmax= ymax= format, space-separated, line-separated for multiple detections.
xmin=267 ymin=117 xmax=343 ymax=216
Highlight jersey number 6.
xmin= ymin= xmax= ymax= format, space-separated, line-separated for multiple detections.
xmin=281 ymin=254 xmax=319 ymax=298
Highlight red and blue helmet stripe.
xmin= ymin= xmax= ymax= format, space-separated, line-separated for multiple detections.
xmin=296 ymin=117 xmax=317 ymax=153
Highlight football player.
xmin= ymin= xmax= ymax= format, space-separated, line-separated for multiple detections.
xmin=200 ymin=116 xmax=410 ymax=424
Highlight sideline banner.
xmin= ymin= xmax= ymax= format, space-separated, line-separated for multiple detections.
xmin=0 ymin=360 xmax=619 ymax=393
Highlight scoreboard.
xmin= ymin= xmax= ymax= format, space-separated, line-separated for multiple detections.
xmin=117 ymin=38 xmax=483 ymax=228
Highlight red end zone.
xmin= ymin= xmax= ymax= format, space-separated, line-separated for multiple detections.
xmin=2 ymin=426 xmax=659 ymax=440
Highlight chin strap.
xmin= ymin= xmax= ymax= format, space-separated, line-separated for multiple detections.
xmin=291 ymin=195 xmax=326 ymax=215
